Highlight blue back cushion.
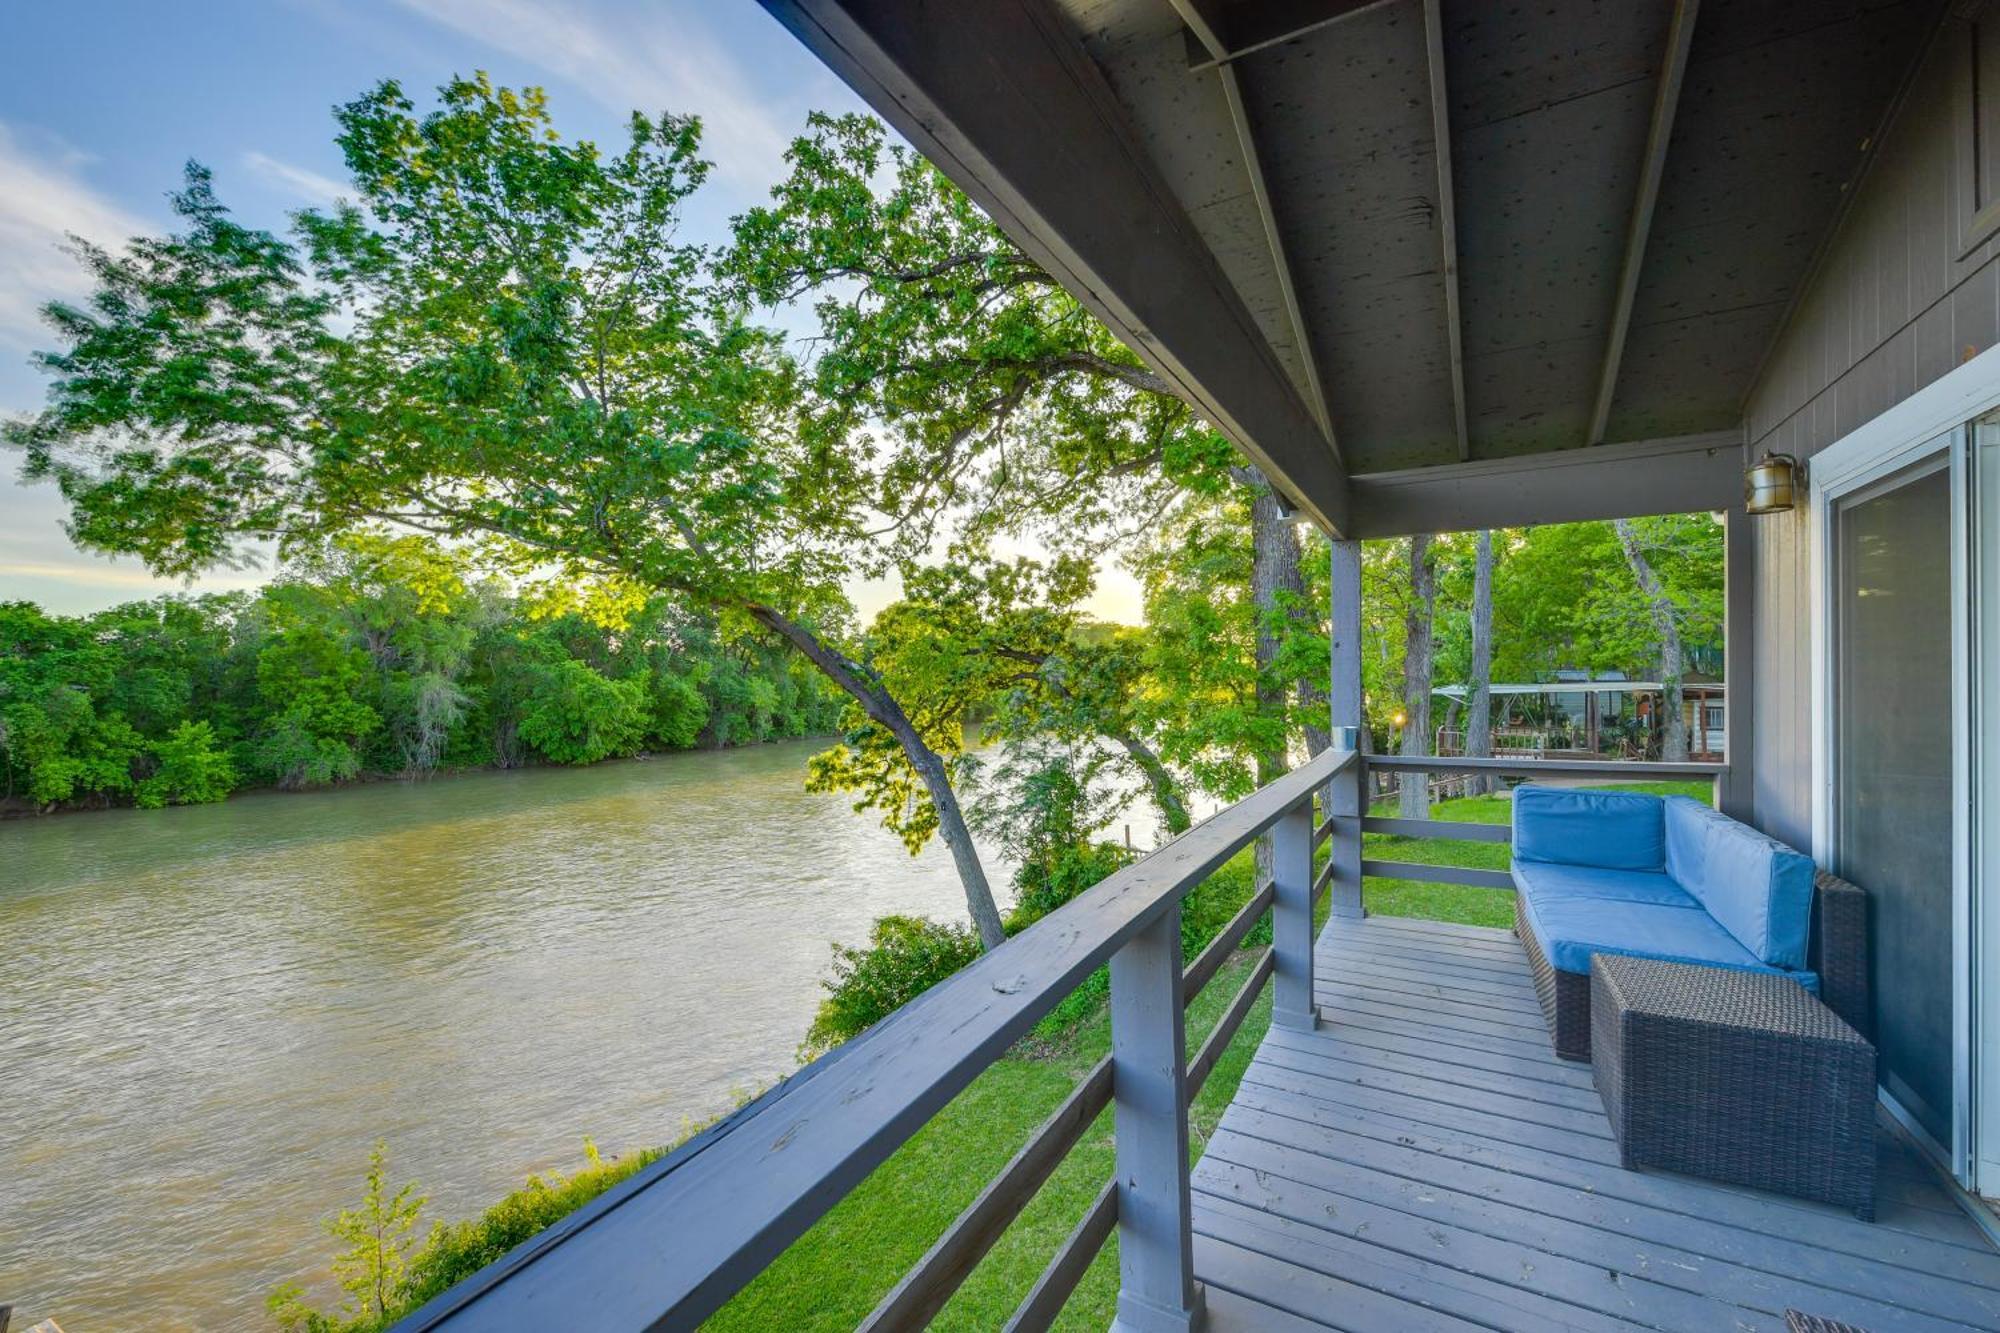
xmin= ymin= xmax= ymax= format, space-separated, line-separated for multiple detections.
xmin=1511 ymin=785 xmax=1664 ymax=871
xmin=1665 ymin=798 xmax=1815 ymax=970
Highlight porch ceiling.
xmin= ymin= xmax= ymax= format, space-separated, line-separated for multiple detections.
xmin=761 ymin=0 xmax=1943 ymax=531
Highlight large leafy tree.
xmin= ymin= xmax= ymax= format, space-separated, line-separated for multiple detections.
xmin=724 ymin=115 xmax=1331 ymax=829
xmin=4 ymin=77 xmax=1018 ymax=948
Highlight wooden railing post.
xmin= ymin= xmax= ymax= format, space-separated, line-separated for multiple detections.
xmin=1270 ymin=797 xmax=1320 ymax=1031
xmin=1108 ymin=901 xmax=1204 ymax=1333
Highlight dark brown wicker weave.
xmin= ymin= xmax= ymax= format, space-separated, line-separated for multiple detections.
xmin=1516 ymin=894 xmax=1592 ymax=1060
xmin=1785 ymin=1312 xmax=1871 ymax=1333
xmin=1591 ymin=953 xmax=1877 ymax=1220
xmin=1516 ymin=869 xmax=1871 ymax=1063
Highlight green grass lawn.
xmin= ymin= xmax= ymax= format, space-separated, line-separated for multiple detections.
xmin=706 ymin=779 xmax=1713 ymax=1329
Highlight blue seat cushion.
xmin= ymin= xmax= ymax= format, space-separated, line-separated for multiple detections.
xmin=1517 ymin=890 xmax=1818 ymax=993
xmin=1512 ymin=859 xmax=1696 ymax=909
xmin=1661 ymin=795 xmax=1815 ymax=970
xmin=1512 ymin=785 xmax=1664 ymax=871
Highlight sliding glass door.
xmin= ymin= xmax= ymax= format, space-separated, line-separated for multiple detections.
xmin=1831 ymin=453 xmax=1957 ymax=1152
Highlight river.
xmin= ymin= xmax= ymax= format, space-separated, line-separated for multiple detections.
xmin=0 ymin=740 xmax=1048 ymax=1331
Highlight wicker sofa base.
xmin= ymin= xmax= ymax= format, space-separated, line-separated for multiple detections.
xmin=1516 ymin=895 xmax=1592 ymax=1061
xmin=1591 ymin=953 xmax=1877 ymax=1220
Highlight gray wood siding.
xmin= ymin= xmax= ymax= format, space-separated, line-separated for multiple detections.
xmin=1743 ymin=21 xmax=2000 ymax=844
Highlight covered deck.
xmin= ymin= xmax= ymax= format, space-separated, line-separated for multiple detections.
xmin=1191 ymin=914 xmax=2000 ymax=1333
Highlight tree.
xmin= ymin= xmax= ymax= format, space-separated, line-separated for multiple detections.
xmin=136 ymin=720 xmax=237 ymax=807
xmin=1398 ymin=534 xmax=1439 ymax=819
xmin=1464 ymin=530 xmax=1496 ymax=795
xmin=517 ymin=660 xmax=647 ymax=765
xmin=269 ymin=1141 xmax=426 ymax=1333
xmin=5 ymin=79 xmax=1016 ymax=948
xmin=1615 ymin=517 xmax=1690 ymax=760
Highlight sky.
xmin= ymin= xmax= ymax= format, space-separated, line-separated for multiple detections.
xmin=0 ymin=1 xmax=1148 ymax=624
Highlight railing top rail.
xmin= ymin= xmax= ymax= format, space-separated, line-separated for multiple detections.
xmin=1365 ymin=755 xmax=1726 ymax=778
xmin=391 ymin=747 xmax=1356 ymax=1332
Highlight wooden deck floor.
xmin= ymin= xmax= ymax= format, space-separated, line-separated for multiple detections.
xmin=1189 ymin=914 xmax=2000 ymax=1332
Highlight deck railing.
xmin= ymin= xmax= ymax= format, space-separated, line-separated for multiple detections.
xmin=390 ymin=746 xmax=1358 ymax=1333
xmin=1358 ymin=754 xmax=1729 ymax=893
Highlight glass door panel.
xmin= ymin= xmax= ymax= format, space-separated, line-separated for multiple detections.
xmin=1834 ymin=457 xmax=1955 ymax=1149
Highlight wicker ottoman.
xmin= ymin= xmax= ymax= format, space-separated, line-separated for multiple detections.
xmin=1590 ymin=953 xmax=1877 ymax=1220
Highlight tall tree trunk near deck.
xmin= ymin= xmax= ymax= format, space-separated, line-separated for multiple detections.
xmin=1399 ymin=534 xmax=1438 ymax=820
xmin=1613 ymin=519 xmax=1689 ymax=763
xmin=1242 ymin=471 xmax=1322 ymax=889
xmin=1465 ymin=530 xmax=1496 ymax=796
xmin=746 ymin=601 xmax=1008 ymax=950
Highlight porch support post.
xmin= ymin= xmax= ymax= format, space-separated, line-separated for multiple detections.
xmin=1271 ymin=799 xmax=1321 ymax=1031
xmin=1109 ymin=902 xmax=1204 ymax=1333
xmin=1720 ymin=504 xmax=1756 ymax=821
xmin=1327 ymin=538 xmax=1367 ymax=918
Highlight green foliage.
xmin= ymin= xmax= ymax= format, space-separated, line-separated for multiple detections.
xmin=269 ymin=1141 xmax=425 ymax=1332
xmin=802 ymin=914 xmax=985 ymax=1057
xmin=517 ymin=660 xmax=647 ymax=765
xmin=270 ymin=1139 xmax=663 ymax=1333
xmin=136 ymin=720 xmax=237 ymax=807
xmin=0 ymin=555 xmax=843 ymax=813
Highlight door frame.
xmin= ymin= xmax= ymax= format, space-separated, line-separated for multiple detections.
xmin=1807 ymin=344 xmax=2000 ymax=1187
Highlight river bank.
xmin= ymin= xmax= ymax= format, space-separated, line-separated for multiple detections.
xmin=0 ymin=740 xmax=1010 ymax=1332
xmin=0 ymin=733 xmax=838 ymax=821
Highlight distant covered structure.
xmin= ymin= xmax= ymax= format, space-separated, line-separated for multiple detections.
xmin=1433 ymin=676 xmax=1725 ymax=761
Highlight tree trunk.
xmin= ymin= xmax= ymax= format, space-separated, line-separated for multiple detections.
xmin=1114 ymin=730 xmax=1193 ymax=836
xmin=1247 ymin=472 xmax=1302 ymax=886
xmin=1613 ymin=519 xmax=1688 ymax=763
xmin=1399 ymin=534 xmax=1438 ymax=820
xmin=746 ymin=601 xmax=1008 ymax=950
xmin=1465 ymin=529 xmax=1496 ymax=795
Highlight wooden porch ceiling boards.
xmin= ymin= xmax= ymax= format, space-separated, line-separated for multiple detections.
xmin=762 ymin=0 xmax=1943 ymax=531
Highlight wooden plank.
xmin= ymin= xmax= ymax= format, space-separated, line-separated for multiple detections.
xmin=1191 ymin=1233 xmax=1487 ymax=1333
xmin=1199 ymin=1283 xmax=1334 ymax=1333
xmin=1004 ymin=1180 xmax=1115 ymax=1333
xmin=1420 ymin=0 xmax=1470 ymax=460
xmin=1588 ymin=0 xmax=1700 ymax=446
xmin=1194 ymin=1194 xmax=1644 ymax=1333
xmin=1362 ymin=816 xmax=1510 ymax=842
xmin=1270 ymin=801 xmax=1318 ymax=1029
xmin=1242 ymin=1045 xmax=1616 ymax=1143
xmin=1206 ymin=1119 xmax=2000 ymax=1330
xmin=1312 ymin=950 xmax=1541 ymax=1002
xmin=759 ymin=0 xmax=1350 ymax=533
xmin=861 ymin=1060 xmax=1112 ymax=1330
xmin=1362 ymin=858 xmax=1515 ymax=891
xmin=1268 ymin=1012 xmax=1596 ymax=1093
xmin=393 ymin=747 xmax=1349 ymax=1331
xmin=1109 ymin=902 xmax=1201 ymax=1326
xmin=1313 ymin=979 xmax=1551 ymax=1035
xmin=1197 ymin=1154 xmax=1787 ymax=1333
xmin=1183 ymin=0 xmax=1401 ymax=71
xmin=1257 ymin=1028 xmax=1605 ymax=1114
xmin=1325 ymin=541 xmax=1365 ymax=917
xmin=1346 ymin=432 xmax=1742 ymax=538
xmin=1364 ymin=753 xmax=1726 ymax=779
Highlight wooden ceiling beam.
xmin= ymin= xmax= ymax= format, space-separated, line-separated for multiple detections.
xmin=1421 ymin=0 xmax=1470 ymax=461
xmin=1182 ymin=0 xmax=1401 ymax=71
xmin=1346 ymin=431 xmax=1742 ymax=538
xmin=1587 ymin=0 xmax=1701 ymax=447
xmin=1172 ymin=0 xmax=1338 ymax=443
xmin=758 ymin=0 xmax=1350 ymax=533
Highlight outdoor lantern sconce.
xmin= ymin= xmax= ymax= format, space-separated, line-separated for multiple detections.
xmin=1745 ymin=453 xmax=1804 ymax=514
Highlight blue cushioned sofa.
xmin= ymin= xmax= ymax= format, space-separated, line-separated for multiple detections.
xmin=1510 ymin=786 xmax=1868 ymax=1060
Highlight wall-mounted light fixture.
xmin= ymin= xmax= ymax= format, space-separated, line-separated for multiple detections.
xmin=1744 ymin=452 xmax=1804 ymax=515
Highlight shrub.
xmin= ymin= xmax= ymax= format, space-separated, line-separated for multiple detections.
xmin=802 ymin=914 xmax=984 ymax=1057
xmin=518 ymin=660 xmax=647 ymax=764
xmin=137 ymin=720 xmax=237 ymax=807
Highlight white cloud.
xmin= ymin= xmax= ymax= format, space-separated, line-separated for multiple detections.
xmin=391 ymin=0 xmax=801 ymax=184
xmin=242 ymin=149 xmax=348 ymax=206
xmin=0 ymin=124 xmax=151 ymax=354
